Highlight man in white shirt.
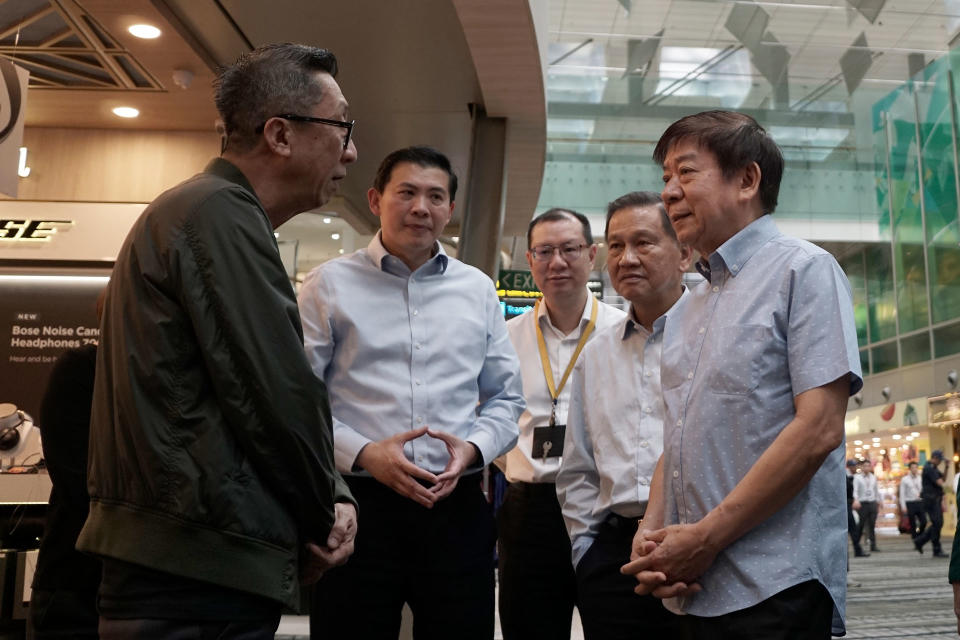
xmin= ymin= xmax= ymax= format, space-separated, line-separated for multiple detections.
xmin=556 ymin=191 xmax=690 ymax=638
xmin=854 ymin=460 xmax=880 ymax=552
xmin=299 ymin=146 xmax=524 ymax=639
xmin=901 ymin=461 xmax=925 ymax=538
xmin=498 ymin=208 xmax=625 ymax=638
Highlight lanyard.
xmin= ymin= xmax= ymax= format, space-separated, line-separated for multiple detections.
xmin=535 ymin=296 xmax=598 ymax=425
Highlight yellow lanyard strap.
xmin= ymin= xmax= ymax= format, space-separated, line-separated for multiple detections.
xmin=535 ymin=295 xmax=598 ymax=404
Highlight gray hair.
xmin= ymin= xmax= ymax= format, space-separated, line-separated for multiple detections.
xmin=214 ymin=43 xmax=339 ymax=153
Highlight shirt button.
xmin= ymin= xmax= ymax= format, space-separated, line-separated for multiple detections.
xmin=644 ymin=406 xmax=652 ymax=414
xmin=416 ymin=416 xmax=423 ymax=423
xmin=639 ymin=478 xmax=649 ymax=486
xmin=698 ymin=327 xmax=705 ymax=334
xmin=415 ymin=343 xmax=422 ymax=350
xmin=676 ymin=419 xmax=683 ymax=426
xmin=672 ymin=470 xmax=679 ymax=478
xmin=687 ymin=372 xmax=694 ymax=379
xmin=732 ymin=264 xmax=739 ymax=270
xmin=413 ymin=309 xmax=419 ymax=316
xmin=712 ymin=286 xmax=719 ymax=292
xmin=645 ymin=371 xmax=651 ymax=377
xmin=415 ymin=379 xmax=422 ymax=386
xmin=640 ymin=441 xmax=649 ymax=448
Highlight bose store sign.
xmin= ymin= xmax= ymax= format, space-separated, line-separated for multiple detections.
xmin=0 ymin=202 xmax=145 ymax=261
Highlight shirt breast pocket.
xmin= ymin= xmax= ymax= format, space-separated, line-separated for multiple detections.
xmin=707 ymin=325 xmax=768 ymax=395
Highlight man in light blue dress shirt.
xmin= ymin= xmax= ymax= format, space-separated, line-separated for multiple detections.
xmin=622 ymin=111 xmax=862 ymax=639
xmin=557 ymin=191 xmax=689 ymax=639
xmin=299 ymin=146 xmax=524 ymax=639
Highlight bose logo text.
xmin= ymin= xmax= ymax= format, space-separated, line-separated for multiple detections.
xmin=0 ymin=219 xmax=74 ymax=241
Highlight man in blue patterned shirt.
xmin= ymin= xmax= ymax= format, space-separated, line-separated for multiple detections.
xmin=622 ymin=111 xmax=862 ymax=639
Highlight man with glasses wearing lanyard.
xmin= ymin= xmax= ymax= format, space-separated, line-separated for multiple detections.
xmin=497 ymin=208 xmax=625 ymax=639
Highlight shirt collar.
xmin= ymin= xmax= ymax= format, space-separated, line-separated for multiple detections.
xmin=698 ymin=215 xmax=779 ymax=282
xmin=621 ymin=286 xmax=687 ymax=340
xmin=537 ymin=288 xmax=595 ymax=336
xmin=367 ymin=231 xmax=448 ymax=275
xmin=205 ymin=157 xmax=258 ymax=198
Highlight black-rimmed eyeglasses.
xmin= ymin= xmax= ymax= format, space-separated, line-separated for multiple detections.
xmin=257 ymin=114 xmax=355 ymax=150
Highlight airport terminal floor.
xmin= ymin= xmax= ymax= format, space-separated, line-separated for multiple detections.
xmin=273 ymin=531 xmax=957 ymax=640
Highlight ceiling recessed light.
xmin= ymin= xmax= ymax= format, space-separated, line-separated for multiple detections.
xmin=331 ymin=233 xmax=341 ymax=240
xmin=323 ymin=217 xmax=331 ymax=224
xmin=128 ymin=24 xmax=161 ymax=39
xmin=339 ymin=249 xmax=344 ymax=254
xmin=112 ymin=106 xmax=139 ymax=118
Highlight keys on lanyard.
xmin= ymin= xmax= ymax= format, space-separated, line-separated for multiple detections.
xmin=541 ymin=440 xmax=552 ymax=464
xmin=534 ymin=398 xmax=565 ymax=464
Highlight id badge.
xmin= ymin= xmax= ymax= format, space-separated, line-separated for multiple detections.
xmin=532 ymin=425 xmax=565 ymax=460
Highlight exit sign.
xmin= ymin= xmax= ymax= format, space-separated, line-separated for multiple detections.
xmin=498 ymin=270 xmax=539 ymax=292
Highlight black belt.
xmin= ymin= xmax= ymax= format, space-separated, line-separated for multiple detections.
xmin=602 ymin=512 xmax=644 ymax=532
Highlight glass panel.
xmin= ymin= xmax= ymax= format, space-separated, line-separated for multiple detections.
xmin=871 ymin=342 xmax=899 ymax=374
xmin=915 ymin=57 xmax=958 ymax=328
xmin=859 ymin=348 xmax=870 ymax=377
xmin=840 ymin=250 xmax=868 ymax=345
xmin=886 ymin=86 xmax=929 ymax=333
xmin=900 ymin=332 xmax=931 ymax=366
xmin=934 ymin=322 xmax=960 ymax=359
xmin=865 ymin=245 xmax=897 ymax=342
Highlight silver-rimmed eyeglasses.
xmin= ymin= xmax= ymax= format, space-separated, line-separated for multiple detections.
xmin=530 ymin=244 xmax=587 ymax=262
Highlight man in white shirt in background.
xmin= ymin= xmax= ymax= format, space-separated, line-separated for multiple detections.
xmin=854 ymin=459 xmax=880 ymax=552
xmin=497 ymin=208 xmax=625 ymax=638
xmin=556 ymin=191 xmax=690 ymax=639
xmin=901 ymin=461 xmax=925 ymax=539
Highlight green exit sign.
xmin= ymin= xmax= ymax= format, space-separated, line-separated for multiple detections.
xmin=498 ymin=270 xmax=539 ymax=292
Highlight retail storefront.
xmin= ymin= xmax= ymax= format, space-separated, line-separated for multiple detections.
xmin=846 ymin=398 xmax=956 ymax=534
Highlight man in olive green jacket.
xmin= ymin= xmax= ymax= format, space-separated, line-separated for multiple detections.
xmin=78 ymin=43 xmax=358 ymax=639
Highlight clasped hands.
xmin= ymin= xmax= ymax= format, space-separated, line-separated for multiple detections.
xmin=619 ymin=521 xmax=718 ymax=599
xmin=356 ymin=426 xmax=476 ymax=508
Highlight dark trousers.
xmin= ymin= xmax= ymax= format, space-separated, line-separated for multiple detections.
xmin=97 ymin=617 xmax=279 ymax=640
xmin=496 ymin=482 xmax=576 ymax=640
xmin=858 ymin=500 xmax=878 ymax=549
xmin=28 ymin=588 xmax=99 ymax=640
xmin=915 ymin=495 xmax=944 ymax=553
xmin=847 ymin=503 xmax=863 ymax=555
xmin=576 ymin=513 xmax=681 ymax=640
xmin=678 ymin=580 xmax=834 ymax=640
xmin=906 ymin=500 xmax=927 ymax=537
xmin=311 ymin=474 xmax=495 ymax=640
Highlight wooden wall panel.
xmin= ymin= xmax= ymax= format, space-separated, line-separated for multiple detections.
xmin=10 ymin=127 xmax=220 ymax=202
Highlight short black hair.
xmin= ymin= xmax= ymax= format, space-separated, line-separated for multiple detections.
xmin=653 ymin=110 xmax=784 ymax=214
xmin=372 ymin=146 xmax=458 ymax=201
xmin=215 ymin=43 xmax=339 ymax=153
xmin=527 ymin=208 xmax=593 ymax=250
xmin=604 ymin=191 xmax=676 ymax=243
